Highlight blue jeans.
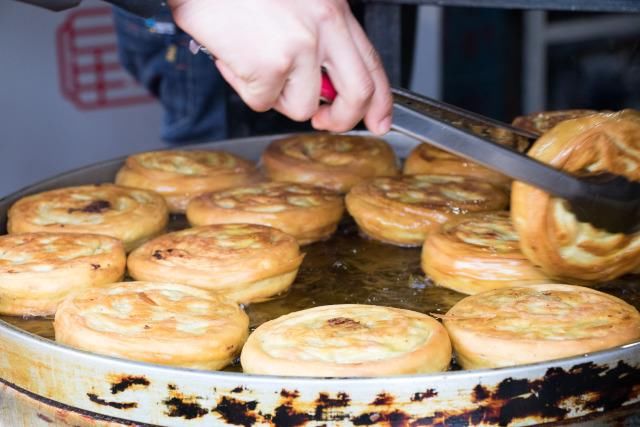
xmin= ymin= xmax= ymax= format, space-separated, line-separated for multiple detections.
xmin=112 ymin=8 xmax=228 ymax=143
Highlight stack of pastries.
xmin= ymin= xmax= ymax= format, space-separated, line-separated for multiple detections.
xmin=3 ymin=117 xmax=640 ymax=375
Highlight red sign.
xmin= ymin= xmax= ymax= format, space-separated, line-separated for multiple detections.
xmin=56 ymin=7 xmax=153 ymax=110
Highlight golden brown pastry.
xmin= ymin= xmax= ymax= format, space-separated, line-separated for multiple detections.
xmin=345 ymin=175 xmax=508 ymax=246
xmin=512 ymin=109 xmax=598 ymax=135
xmin=403 ymin=143 xmax=511 ymax=189
xmin=54 ymin=281 xmax=249 ymax=369
xmin=511 ymin=110 xmax=640 ymax=282
xmin=186 ymin=182 xmax=344 ymax=245
xmin=7 ymin=184 xmax=168 ymax=252
xmin=127 ymin=224 xmax=304 ymax=304
xmin=115 ymin=150 xmax=259 ymax=213
xmin=241 ymin=304 xmax=451 ymax=376
xmin=0 ymin=233 xmax=125 ymax=316
xmin=422 ymin=211 xmax=548 ymax=295
xmin=442 ymin=284 xmax=640 ymax=370
xmin=262 ymin=133 xmax=398 ymax=192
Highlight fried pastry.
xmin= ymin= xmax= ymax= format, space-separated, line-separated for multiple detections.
xmin=512 ymin=109 xmax=598 ymax=134
xmin=7 ymin=184 xmax=168 ymax=252
xmin=403 ymin=143 xmax=511 ymax=189
xmin=186 ymin=182 xmax=344 ymax=245
xmin=127 ymin=224 xmax=304 ymax=303
xmin=262 ymin=133 xmax=398 ymax=192
xmin=345 ymin=175 xmax=508 ymax=246
xmin=442 ymin=284 xmax=640 ymax=370
xmin=0 ymin=233 xmax=125 ymax=316
xmin=422 ymin=211 xmax=548 ymax=295
xmin=115 ymin=150 xmax=259 ymax=213
xmin=54 ymin=281 xmax=249 ymax=369
xmin=511 ymin=110 xmax=640 ymax=282
xmin=241 ymin=304 xmax=451 ymax=376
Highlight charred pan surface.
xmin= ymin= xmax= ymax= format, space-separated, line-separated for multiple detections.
xmin=181 ymin=361 xmax=640 ymax=426
xmin=358 ymin=361 xmax=640 ymax=426
xmin=314 ymin=392 xmax=352 ymax=422
xmin=370 ymin=393 xmax=394 ymax=406
xmin=272 ymin=389 xmax=311 ymax=426
xmin=279 ymin=389 xmax=300 ymax=399
xmin=411 ymin=389 xmax=438 ymax=402
xmin=353 ymin=410 xmax=411 ymax=426
xmin=109 ymin=375 xmax=150 ymax=395
xmin=214 ymin=395 xmax=259 ymax=427
xmin=86 ymin=393 xmax=137 ymax=410
xmin=162 ymin=385 xmax=209 ymax=419
xmin=2 ymin=379 xmax=161 ymax=427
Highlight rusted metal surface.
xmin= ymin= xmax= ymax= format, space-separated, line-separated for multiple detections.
xmin=0 ymin=322 xmax=639 ymax=426
xmin=0 ymin=133 xmax=639 ymax=426
xmin=0 ymin=381 xmax=149 ymax=426
xmin=3 ymin=376 xmax=640 ymax=427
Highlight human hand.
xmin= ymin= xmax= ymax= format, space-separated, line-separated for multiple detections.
xmin=168 ymin=0 xmax=392 ymax=135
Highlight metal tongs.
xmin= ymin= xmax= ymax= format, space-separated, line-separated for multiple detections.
xmin=391 ymin=88 xmax=640 ymax=234
xmin=189 ymin=41 xmax=640 ymax=233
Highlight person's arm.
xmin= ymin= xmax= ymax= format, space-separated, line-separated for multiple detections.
xmin=15 ymin=0 xmax=392 ymax=135
xmin=168 ymin=0 xmax=392 ymax=135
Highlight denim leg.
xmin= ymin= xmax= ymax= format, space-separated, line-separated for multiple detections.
xmin=112 ymin=8 xmax=228 ymax=143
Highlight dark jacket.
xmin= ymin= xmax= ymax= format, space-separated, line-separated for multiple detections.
xmin=14 ymin=0 xmax=165 ymax=17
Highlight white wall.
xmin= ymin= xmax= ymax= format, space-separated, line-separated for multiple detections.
xmin=0 ymin=0 xmax=168 ymax=197
xmin=410 ymin=5 xmax=443 ymax=99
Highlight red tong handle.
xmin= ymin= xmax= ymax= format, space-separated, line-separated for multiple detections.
xmin=320 ymin=71 xmax=337 ymax=104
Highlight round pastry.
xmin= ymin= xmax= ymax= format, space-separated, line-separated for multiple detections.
xmin=511 ymin=110 xmax=640 ymax=282
xmin=127 ymin=224 xmax=304 ymax=304
xmin=442 ymin=284 xmax=640 ymax=370
xmin=261 ymin=133 xmax=398 ymax=192
xmin=403 ymin=143 xmax=511 ymax=189
xmin=186 ymin=182 xmax=344 ymax=245
xmin=422 ymin=211 xmax=548 ymax=295
xmin=512 ymin=109 xmax=598 ymax=135
xmin=241 ymin=304 xmax=452 ymax=376
xmin=0 ymin=233 xmax=125 ymax=316
xmin=345 ymin=174 xmax=508 ymax=246
xmin=54 ymin=281 xmax=249 ymax=369
xmin=7 ymin=184 xmax=168 ymax=252
xmin=115 ymin=150 xmax=259 ymax=213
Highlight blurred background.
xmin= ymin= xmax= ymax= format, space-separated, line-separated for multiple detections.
xmin=1 ymin=0 xmax=639 ymax=196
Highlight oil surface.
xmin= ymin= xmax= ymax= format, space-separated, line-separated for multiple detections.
xmin=2 ymin=214 xmax=639 ymax=373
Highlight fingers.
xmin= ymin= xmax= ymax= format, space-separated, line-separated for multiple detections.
xmin=345 ymin=14 xmax=393 ymax=134
xmin=215 ymin=58 xmax=289 ymax=113
xmin=310 ymin=14 xmax=375 ymax=132
xmin=272 ymin=52 xmax=322 ymax=122
xmin=220 ymin=46 xmax=321 ymax=122
xmin=311 ymin=4 xmax=392 ymax=135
